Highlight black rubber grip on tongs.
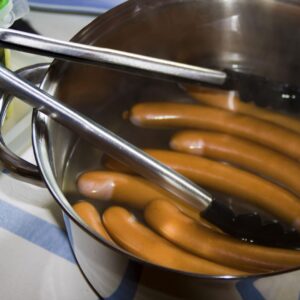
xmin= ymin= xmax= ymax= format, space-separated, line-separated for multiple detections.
xmin=223 ymin=69 xmax=300 ymax=112
xmin=202 ymin=201 xmax=300 ymax=249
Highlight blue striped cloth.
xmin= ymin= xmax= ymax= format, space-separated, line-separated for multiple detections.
xmin=0 ymin=198 xmax=140 ymax=300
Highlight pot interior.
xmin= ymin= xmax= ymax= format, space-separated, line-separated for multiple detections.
xmin=34 ymin=0 xmax=300 ymax=277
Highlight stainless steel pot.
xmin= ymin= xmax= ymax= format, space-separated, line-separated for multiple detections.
xmin=1 ymin=0 xmax=300 ymax=299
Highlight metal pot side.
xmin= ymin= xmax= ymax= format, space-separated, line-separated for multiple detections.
xmin=32 ymin=0 xmax=300 ymax=299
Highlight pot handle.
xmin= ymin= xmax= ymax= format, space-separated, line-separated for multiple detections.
xmin=0 ymin=63 xmax=49 ymax=182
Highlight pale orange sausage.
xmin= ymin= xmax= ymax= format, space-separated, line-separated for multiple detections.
xmin=170 ymin=131 xmax=300 ymax=196
xmin=186 ymin=86 xmax=300 ymax=134
xmin=143 ymin=150 xmax=300 ymax=230
xmin=77 ymin=171 xmax=216 ymax=230
xmin=129 ymin=102 xmax=300 ymax=160
xmin=77 ymin=171 xmax=193 ymax=212
xmin=144 ymin=200 xmax=300 ymax=272
xmin=103 ymin=206 xmax=247 ymax=275
xmin=72 ymin=201 xmax=112 ymax=241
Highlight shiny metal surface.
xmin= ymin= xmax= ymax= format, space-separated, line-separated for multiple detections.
xmin=0 ymin=64 xmax=212 ymax=209
xmin=13 ymin=0 xmax=300 ymax=299
xmin=0 ymin=28 xmax=226 ymax=85
xmin=0 ymin=64 xmax=48 ymax=181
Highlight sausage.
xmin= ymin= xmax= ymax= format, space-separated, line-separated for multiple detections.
xmin=186 ymin=86 xmax=300 ymax=134
xmin=101 ymin=149 xmax=300 ymax=230
xmin=72 ymin=201 xmax=112 ymax=241
xmin=170 ymin=131 xmax=300 ymax=196
xmin=143 ymin=149 xmax=300 ymax=230
xmin=77 ymin=171 xmax=192 ymax=211
xmin=77 ymin=171 xmax=217 ymax=230
xmin=129 ymin=102 xmax=300 ymax=160
xmin=144 ymin=200 xmax=300 ymax=272
xmin=102 ymin=206 xmax=247 ymax=275
xmin=102 ymin=155 xmax=134 ymax=174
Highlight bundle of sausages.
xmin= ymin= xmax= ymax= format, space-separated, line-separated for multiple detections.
xmin=72 ymin=87 xmax=300 ymax=276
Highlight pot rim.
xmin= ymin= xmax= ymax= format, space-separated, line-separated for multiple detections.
xmin=31 ymin=0 xmax=300 ymax=281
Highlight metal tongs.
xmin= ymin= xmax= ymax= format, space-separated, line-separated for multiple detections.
xmin=1 ymin=29 xmax=299 ymax=111
xmin=0 ymin=28 xmax=299 ymax=247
